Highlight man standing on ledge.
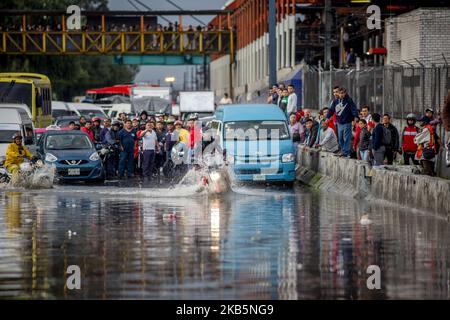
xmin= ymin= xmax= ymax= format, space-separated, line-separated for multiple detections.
xmin=287 ymin=84 xmax=298 ymax=117
xmin=326 ymin=87 xmax=359 ymax=157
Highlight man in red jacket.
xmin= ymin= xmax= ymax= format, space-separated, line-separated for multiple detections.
xmin=81 ymin=120 xmax=94 ymax=142
xmin=402 ymin=113 xmax=420 ymax=165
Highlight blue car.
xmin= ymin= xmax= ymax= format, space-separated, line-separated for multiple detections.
xmin=36 ymin=130 xmax=104 ymax=182
xmin=212 ymin=104 xmax=296 ymax=183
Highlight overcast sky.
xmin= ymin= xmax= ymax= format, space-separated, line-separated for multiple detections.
xmin=108 ymin=0 xmax=228 ymax=89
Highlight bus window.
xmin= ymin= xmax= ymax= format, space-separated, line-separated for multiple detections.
xmin=0 ymin=81 xmax=32 ymax=110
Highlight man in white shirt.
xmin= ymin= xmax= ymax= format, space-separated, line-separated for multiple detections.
xmin=315 ymin=120 xmax=339 ymax=153
xmin=139 ymin=122 xmax=160 ymax=179
xmin=287 ymin=84 xmax=298 ymax=116
xmin=219 ymin=93 xmax=233 ymax=105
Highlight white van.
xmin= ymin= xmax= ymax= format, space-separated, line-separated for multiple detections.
xmin=67 ymin=102 xmax=108 ymax=119
xmin=0 ymin=108 xmax=36 ymax=161
xmin=0 ymin=103 xmax=32 ymax=119
xmin=52 ymin=101 xmax=76 ymax=119
xmin=107 ymin=103 xmax=132 ymax=120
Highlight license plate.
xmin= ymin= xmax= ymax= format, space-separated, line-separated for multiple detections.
xmin=253 ymin=174 xmax=266 ymax=181
xmin=68 ymin=168 xmax=80 ymax=176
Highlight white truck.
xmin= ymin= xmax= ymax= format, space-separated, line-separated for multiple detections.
xmin=131 ymin=86 xmax=172 ymax=114
xmin=179 ymin=91 xmax=215 ymax=122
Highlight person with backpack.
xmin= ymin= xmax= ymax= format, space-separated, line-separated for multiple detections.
xmin=414 ymin=116 xmax=437 ymax=176
xmin=371 ymin=113 xmax=385 ymax=166
xmin=401 ymin=113 xmax=420 ymax=165
xmin=382 ymin=114 xmax=400 ymax=165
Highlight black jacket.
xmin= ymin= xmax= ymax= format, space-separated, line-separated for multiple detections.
xmin=305 ymin=125 xmax=318 ymax=148
xmin=359 ymin=127 xmax=371 ymax=151
xmin=386 ymin=123 xmax=400 ymax=150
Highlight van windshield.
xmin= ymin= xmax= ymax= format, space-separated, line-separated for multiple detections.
xmin=52 ymin=109 xmax=74 ymax=118
xmin=0 ymin=130 xmax=18 ymax=143
xmin=224 ymin=121 xmax=290 ymax=141
xmin=77 ymin=109 xmax=106 ymax=119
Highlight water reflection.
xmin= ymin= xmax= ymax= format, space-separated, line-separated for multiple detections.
xmin=0 ymin=187 xmax=449 ymax=299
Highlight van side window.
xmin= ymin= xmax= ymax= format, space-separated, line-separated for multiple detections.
xmin=24 ymin=124 xmax=35 ymax=144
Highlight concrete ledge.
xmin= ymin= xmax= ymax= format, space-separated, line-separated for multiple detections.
xmin=296 ymin=146 xmax=450 ymax=217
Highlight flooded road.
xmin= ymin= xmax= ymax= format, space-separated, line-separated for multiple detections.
xmin=0 ymin=183 xmax=449 ymax=300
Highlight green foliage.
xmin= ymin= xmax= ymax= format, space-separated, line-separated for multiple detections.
xmin=0 ymin=0 xmax=139 ymax=100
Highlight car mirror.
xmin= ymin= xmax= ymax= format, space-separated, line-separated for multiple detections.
xmin=95 ymin=144 xmax=103 ymax=151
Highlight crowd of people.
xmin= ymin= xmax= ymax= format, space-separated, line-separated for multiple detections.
xmin=281 ymin=85 xmax=445 ymax=176
xmin=63 ymin=111 xmax=200 ymax=180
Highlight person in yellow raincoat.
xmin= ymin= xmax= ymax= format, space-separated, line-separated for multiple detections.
xmin=175 ymin=120 xmax=189 ymax=144
xmin=4 ymin=133 xmax=33 ymax=174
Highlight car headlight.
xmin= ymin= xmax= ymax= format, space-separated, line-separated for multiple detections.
xmin=89 ymin=152 xmax=100 ymax=162
xmin=45 ymin=153 xmax=58 ymax=163
xmin=282 ymin=153 xmax=295 ymax=163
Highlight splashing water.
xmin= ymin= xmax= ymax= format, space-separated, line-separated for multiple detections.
xmin=7 ymin=164 xmax=55 ymax=189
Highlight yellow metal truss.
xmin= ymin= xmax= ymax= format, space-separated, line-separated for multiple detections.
xmin=0 ymin=30 xmax=232 ymax=55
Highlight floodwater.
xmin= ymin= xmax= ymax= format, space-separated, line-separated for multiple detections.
xmin=0 ymin=182 xmax=449 ymax=300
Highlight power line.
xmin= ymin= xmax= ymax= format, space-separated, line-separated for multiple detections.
xmin=132 ymin=0 xmax=172 ymax=24
xmin=163 ymin=0 xmax=207 ymax=26
xmin=127 ymin=0 xmax=140 ymax=11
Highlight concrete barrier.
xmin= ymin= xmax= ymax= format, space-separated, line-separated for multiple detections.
xmin=296 ymin=146 xmax=450 ymax=217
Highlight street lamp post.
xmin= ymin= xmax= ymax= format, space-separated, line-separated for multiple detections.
xmin=165 ymin=76 xmax=176 ymax=102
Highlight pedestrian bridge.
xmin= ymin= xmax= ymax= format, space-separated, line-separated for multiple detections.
xmin=0 ymin=10 xmax=234 ymax=65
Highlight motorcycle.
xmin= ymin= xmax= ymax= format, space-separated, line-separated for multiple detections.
xmin=0 ymin=158 xmax=54 ymax=188
xmin=162 ymin=142 xmax=188 ymax=182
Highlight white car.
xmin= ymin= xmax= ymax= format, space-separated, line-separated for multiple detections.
xmin=52 ymin=101 xmax=76 ymax=119
xmin=67 ymin=102 xmax=108 ymax=120
xmin=107 ymin=103 xmax=133 ymax=120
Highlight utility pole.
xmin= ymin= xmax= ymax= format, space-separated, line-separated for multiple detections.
xmin=324 ymin=0 xmax=332 ymax=69
xmin=268 ymin=0 xmax=277 ymax=86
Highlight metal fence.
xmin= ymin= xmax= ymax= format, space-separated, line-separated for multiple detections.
xmin=303 ymin=65 xmax=450 ymax=119
xmin=303 ymin=64 xmax=450 ymax=179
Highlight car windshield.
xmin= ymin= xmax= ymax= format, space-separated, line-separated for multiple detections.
xmin=78 ymin=110 xmax=106 ymax=119
xmin=0 ymin=130 xmax=18 ymax=143
xmin=52 ymin=109 xmax=74 ymax=118
xmin=45 ymin=134 xmax=93 ymax=150
xmin=224 ymin=120 xmax=290 ymax=141
xmin=56 ymin=119 xmax=79 ymax=127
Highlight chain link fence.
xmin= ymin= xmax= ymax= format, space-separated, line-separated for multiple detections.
xmin=302 ymin=65 xmax=450 ymax=178
xmin=303 ymin=65 xmax=450 ymax=117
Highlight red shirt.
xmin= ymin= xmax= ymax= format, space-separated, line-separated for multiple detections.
xmin=402 ymin=125 xmax=419 ymax=152
xmin=81 ymin=127 xmax=94 ymax=142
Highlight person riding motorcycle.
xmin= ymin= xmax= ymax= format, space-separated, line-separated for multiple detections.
xmin=91 ymin=117 xmax=103 ymax=144
xmin=4 ymin=133 xmax=33 ymax=174
xmin=102 ymin=121 xmax=121 ymax=179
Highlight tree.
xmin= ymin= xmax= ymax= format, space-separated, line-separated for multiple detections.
xmin=0 ymin=0 xmax=139 ymax=100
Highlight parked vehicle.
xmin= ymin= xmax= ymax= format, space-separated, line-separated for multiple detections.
xmin=212 ymin=104 xmax=296 ymax=183
xmin=67 ymin=103 xmax=108 ymax=120
xmin=54 ymin=116 xmax=81 ymax=128
xmin=0 ymin=102 xmax=33 ymax=119
xmin=0 ymin=72 xmax=53 ymax=127
xmin=36 ymin=130 xmax=104 ymax=182
xmin=0 ymin=108 xmax=35 ymax=161
xmin=52 ymin=101 xmax=75 ymax=119
xmin=107 ymin=103 xmax=133 ymax=119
